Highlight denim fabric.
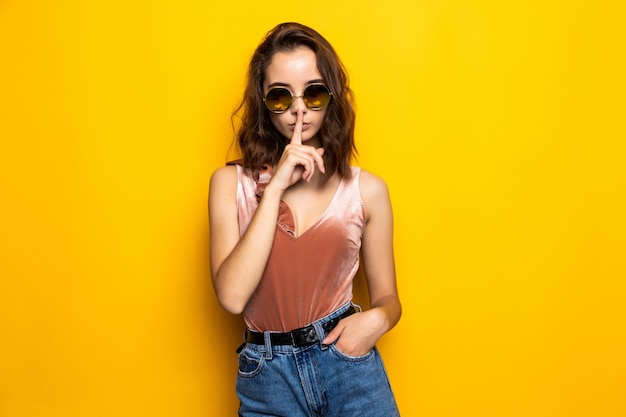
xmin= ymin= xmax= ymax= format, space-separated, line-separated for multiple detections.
xmin=236 ymin=303 xmax=400 ymax=417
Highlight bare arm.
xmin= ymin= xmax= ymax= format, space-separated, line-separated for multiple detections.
xmin=209 ymin=165 xmax=283 ymax=314
xmin=209 ymin=110 xmax=325 ymax=314
xmin=322 ymin=170 xmax=401 ymax=355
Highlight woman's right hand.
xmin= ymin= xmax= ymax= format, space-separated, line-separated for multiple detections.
xmin=267 ymin=110 xmax=326 ymax=193
xmin=209 ymin=112 xmax=325 ymax=314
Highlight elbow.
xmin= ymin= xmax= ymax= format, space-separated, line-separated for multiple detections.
xmin=211 ymin=266 xmax=251 ymax=315
xmin=219 ymin=298 xmax=246 ymax=315
xmin=215 ymin=290 xmax=247 ymax=315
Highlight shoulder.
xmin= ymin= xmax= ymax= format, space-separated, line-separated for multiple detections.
xmin=210 ymin=164 xmax=238 ymax=186
xmin=209 ymin=165 xmax=239 ymax=202
xmin=356 ymin=168 xmax=392 ymax=222
xmin=358 ymin=168 xmax=391 ymax=202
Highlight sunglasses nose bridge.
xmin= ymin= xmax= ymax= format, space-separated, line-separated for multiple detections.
xmin=289 ymin=93 xmax=308 ymax=113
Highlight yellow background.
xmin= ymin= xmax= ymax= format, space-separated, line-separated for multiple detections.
xmin=1 ymin=1 xmax=625 ymax=416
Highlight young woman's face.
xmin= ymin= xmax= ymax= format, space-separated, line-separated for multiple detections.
xmin=263 ymin=47 xmax=327 ymax=146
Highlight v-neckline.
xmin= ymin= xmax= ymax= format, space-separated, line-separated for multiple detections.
xmin=278 ymin=178 xmax=344 ymax=239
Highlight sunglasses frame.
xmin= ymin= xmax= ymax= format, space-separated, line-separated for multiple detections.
xmin=263 ymin=83 xmax=333 ymax=114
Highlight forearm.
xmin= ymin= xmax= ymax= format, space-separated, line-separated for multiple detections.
xmin=368 ymin=293 xmax=402 ymax=336
xmin=213 ymin=187 xmax=283 ymax=314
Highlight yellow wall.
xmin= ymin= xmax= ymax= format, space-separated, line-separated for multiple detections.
xmin=1 ymin=1 xmax=625 ymax=416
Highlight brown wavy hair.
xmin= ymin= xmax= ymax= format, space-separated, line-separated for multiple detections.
xmin=232 ymin=22 xmax=356 ymax=180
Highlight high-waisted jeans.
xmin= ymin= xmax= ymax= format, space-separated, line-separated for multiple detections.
xmin=236 ymin=302 xmax=400 ymax=417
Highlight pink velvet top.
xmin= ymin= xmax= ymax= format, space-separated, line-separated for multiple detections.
xmin=234 ymin=164 xmax=366 ymax=332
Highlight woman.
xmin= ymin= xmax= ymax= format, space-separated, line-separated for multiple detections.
xmin=209 ymin=22 xmax=401 ymax=416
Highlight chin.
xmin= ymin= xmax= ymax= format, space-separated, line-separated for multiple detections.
xmin=303 ymin=129 xmax=322 ymax=142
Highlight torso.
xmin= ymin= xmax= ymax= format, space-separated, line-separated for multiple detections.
xmin=234 ymin=164 xmax=366 ymax=331
xmin=280 ymin=174 xmax=341 ymax=237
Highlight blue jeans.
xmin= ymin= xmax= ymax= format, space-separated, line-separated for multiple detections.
xmin=236 ymin=303 xmax=400 ymax=417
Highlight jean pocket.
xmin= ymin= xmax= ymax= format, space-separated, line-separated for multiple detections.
xmin=237 ymin=347 xmax=265 ymax=378
xmin=329 ymin=343 xmax=375 ymax=362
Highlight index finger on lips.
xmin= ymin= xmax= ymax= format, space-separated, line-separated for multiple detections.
xmin=290 ymin=110 xmax=303 ymax=145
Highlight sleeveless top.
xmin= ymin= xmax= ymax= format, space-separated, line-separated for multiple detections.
xmin=234 ymin=164 xmax=366 ymax=332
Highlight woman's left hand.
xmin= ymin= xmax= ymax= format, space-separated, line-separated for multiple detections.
xmin=322 ymin=309 xmax=387 ymax=357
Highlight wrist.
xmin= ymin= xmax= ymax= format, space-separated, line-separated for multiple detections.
xmin=261 ymin=183 xmax=284 ymax=201
xmin=364 ymin=307 xmax=390 ymax=335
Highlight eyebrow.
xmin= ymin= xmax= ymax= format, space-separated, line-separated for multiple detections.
xmin=267 ymin=79 xmax=326 ymax=89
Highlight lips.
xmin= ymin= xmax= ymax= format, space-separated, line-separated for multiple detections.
xmin=290 ymin=123 xmax=311 ymax=131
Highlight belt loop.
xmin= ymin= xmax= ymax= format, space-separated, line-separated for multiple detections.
xmin=312 ymin=321 xmax=328 ymax=350
xmin=351 ymin=302 xmax=362 ymax=313
xmin=263 ymin=332 xmax=273 ymax=360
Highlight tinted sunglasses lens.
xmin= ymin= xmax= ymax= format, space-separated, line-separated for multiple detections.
xmin=303 ymin=84 xmax=331 ymax=109
xmin=264 ymin=88 xmax=292 ymax=113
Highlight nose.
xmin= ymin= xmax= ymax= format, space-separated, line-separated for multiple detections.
xmin=290 ymin=93 xmax=308 ymax=114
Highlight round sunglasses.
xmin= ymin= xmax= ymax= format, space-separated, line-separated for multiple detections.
xmin=263 ymin=83 xmax=332 ymax=113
